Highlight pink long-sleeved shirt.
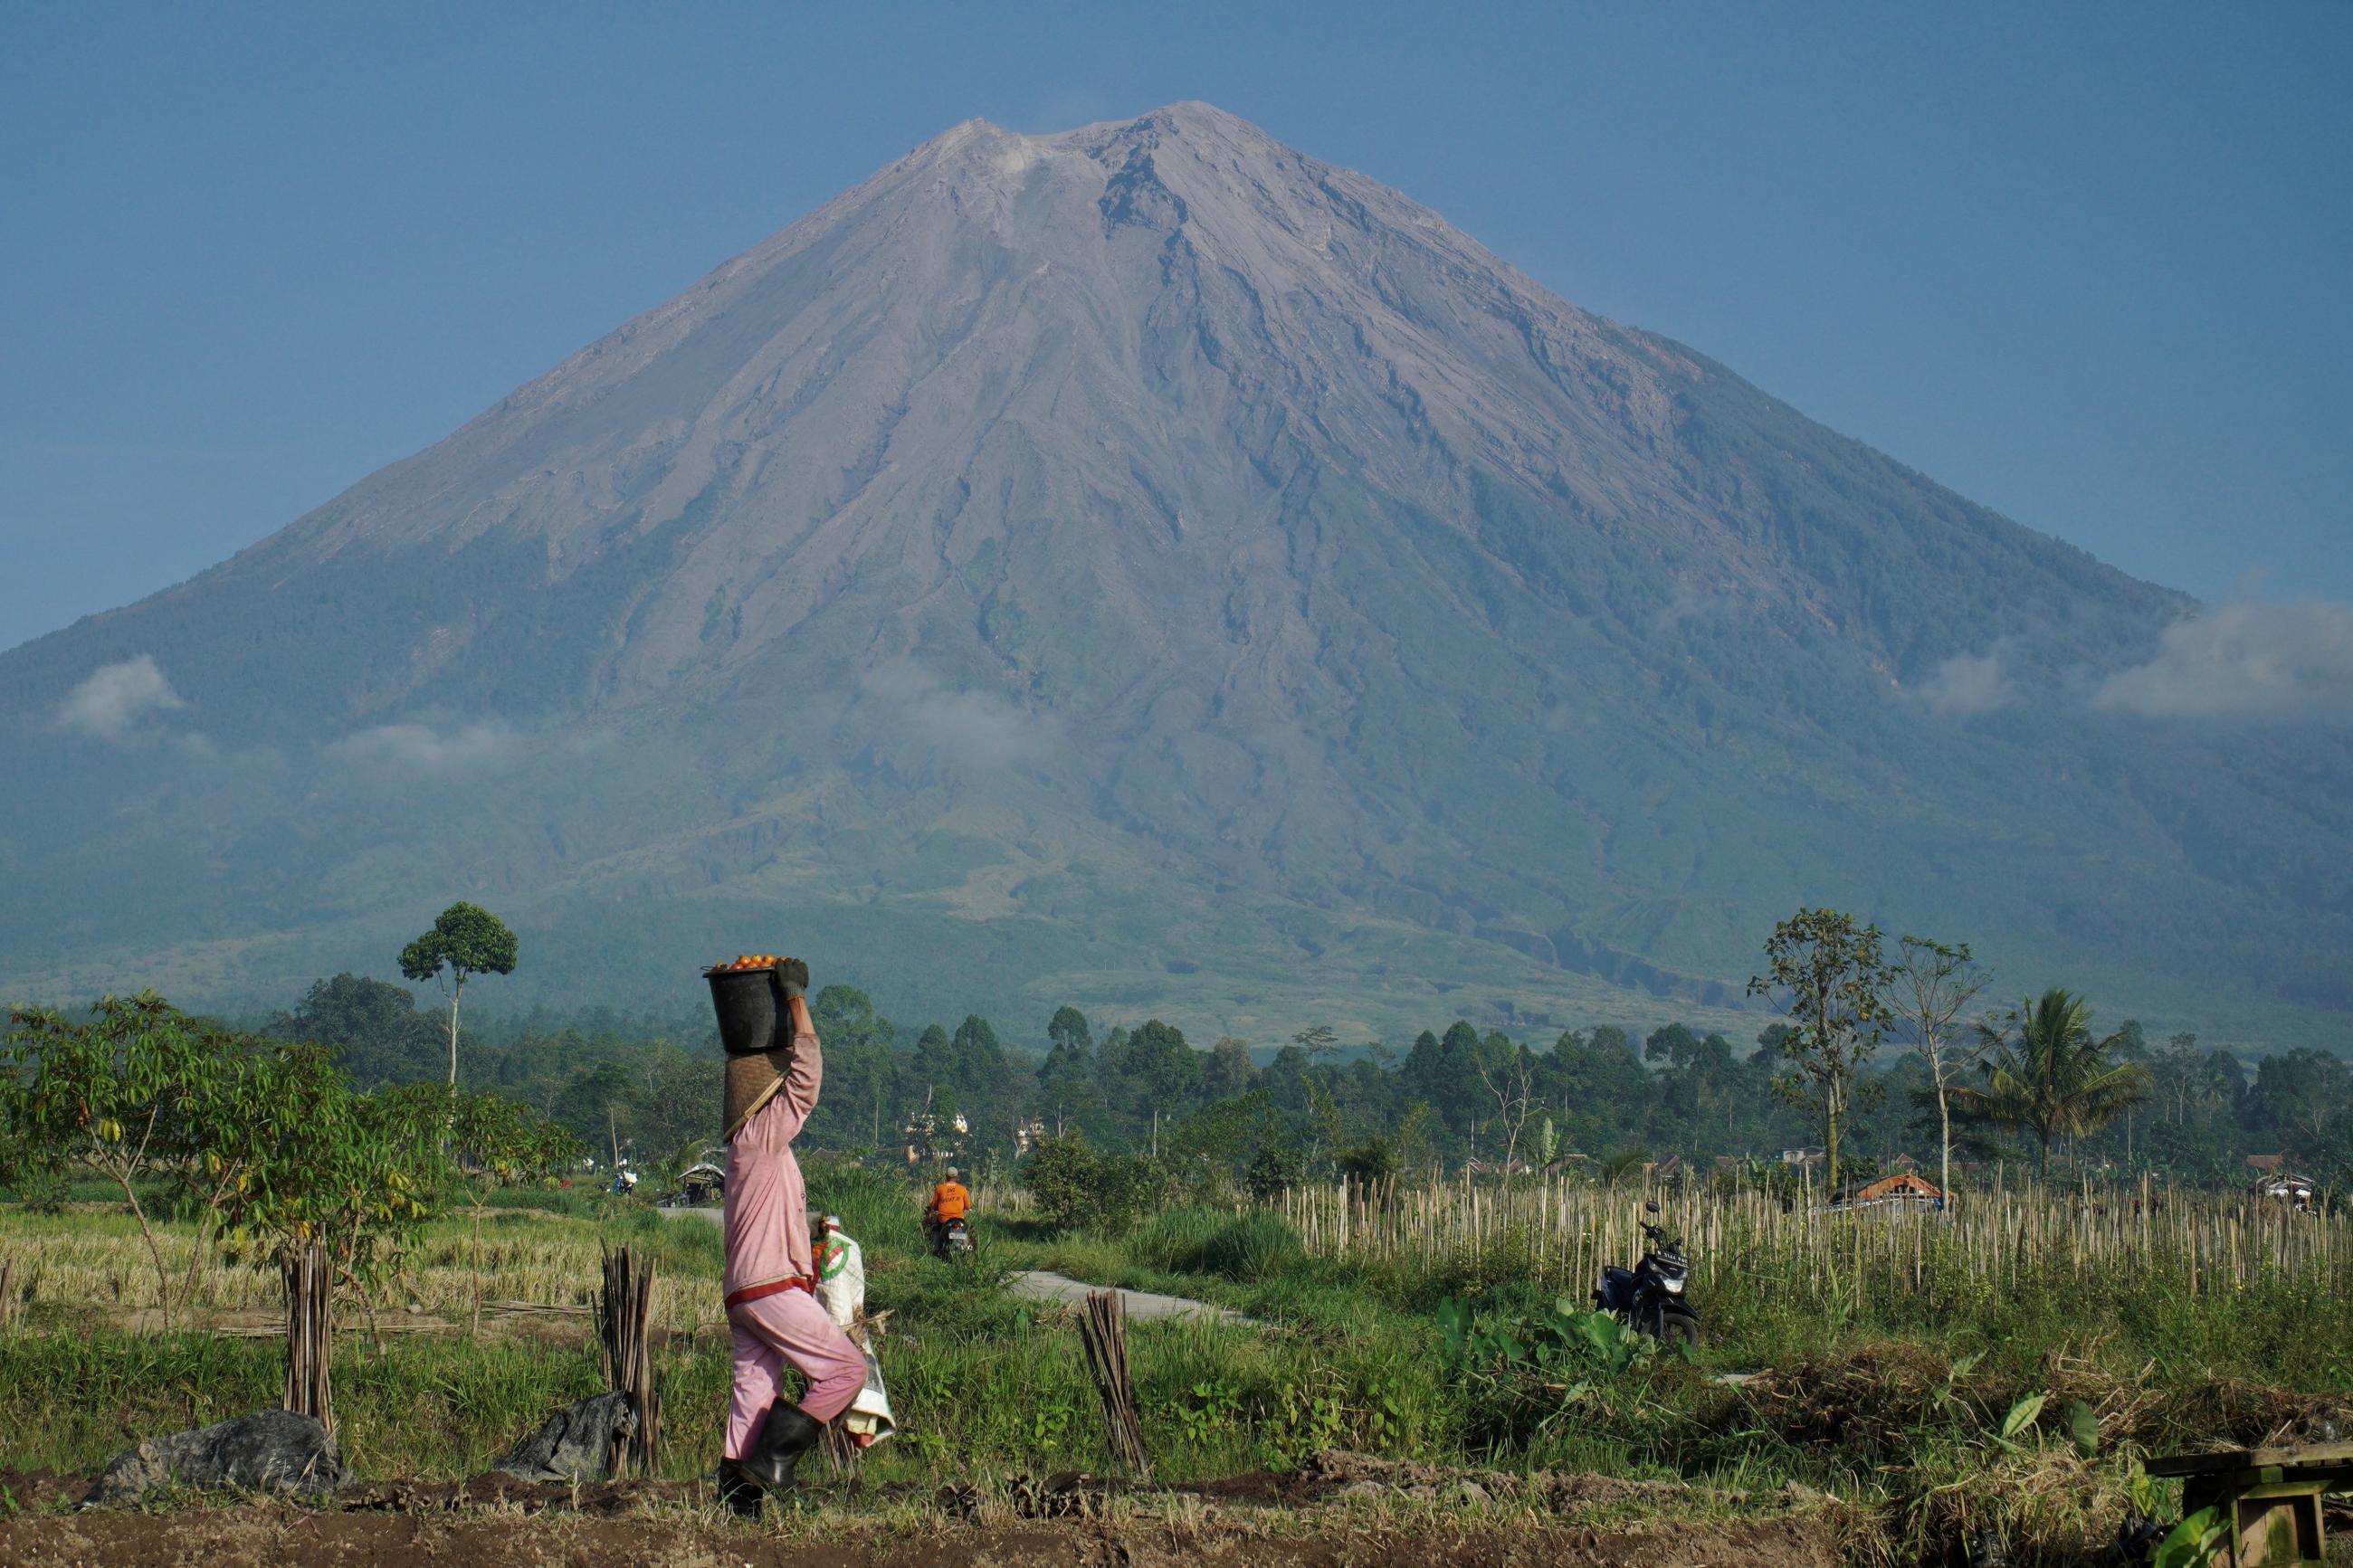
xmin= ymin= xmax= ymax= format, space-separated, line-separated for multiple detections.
xmin=723 ymin=1026 xmax=822 ymax=1298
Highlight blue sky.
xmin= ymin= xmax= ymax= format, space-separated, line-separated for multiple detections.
xmin=3 ymin=0 xmax=2347 ymax=653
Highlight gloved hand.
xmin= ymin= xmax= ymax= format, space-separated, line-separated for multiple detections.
xmin=768 ymin=956 xmax=810 ymax=1003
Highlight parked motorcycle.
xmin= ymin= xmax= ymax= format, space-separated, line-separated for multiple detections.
xmin=1592 ymin=1201 xmax=1701 ymax=1347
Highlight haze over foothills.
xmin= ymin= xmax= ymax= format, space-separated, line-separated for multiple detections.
xmin=2 ymin=4 xmax=2348 ymax=1050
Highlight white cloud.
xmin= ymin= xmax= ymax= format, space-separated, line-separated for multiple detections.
xmin=1913 ymin=651 xmax=2012 ymax=717
xmin=2093 ymin=599 xmax=2353 ymax=723
xmin=325 ymin=721 xmax=524 ymax=774
xmin=57 ymin=655 xmax=186 ymax=738
xmin=862 ymin=658 xmax=1051 ymax=767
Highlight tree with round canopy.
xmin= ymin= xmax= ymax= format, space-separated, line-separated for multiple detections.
xmin=397 ymin=902 xmax=519 ymax=1088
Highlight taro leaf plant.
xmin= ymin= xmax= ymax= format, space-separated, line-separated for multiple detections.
xmin=1440 ymin=1295 xmax=1660 ymax=1421
xmin=1437 ymin=1294 xmax=1672 ymax=1451
xmin=2153 ymin=1507 xmax=2226 ymax=1568
xmin=1992 ymin=1391 xmax=2047 ymax=1449
xmin=398 ymin=901 xmax=519 ymax=1088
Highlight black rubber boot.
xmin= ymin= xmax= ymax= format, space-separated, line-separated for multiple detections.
xmin=739 ymin=1401 xmax=824 ymax=1494
xmin=715 ymin=1458 xmax=764 ymax=1519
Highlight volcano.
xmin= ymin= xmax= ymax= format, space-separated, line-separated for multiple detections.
xmin=3 ymin=102 xmax=2345 ymax=1042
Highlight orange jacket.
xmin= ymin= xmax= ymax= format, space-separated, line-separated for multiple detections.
xmin=929 ymin=1180 xmax=971 ymax=1221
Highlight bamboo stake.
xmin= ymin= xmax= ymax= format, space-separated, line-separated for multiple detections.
xmin=281 ymin=1241 xmax=333 ymax=1434
xmin=597 ymin=1244 xmax=660 ymax=1477
xmin=1078 ymin=1289 xmax=1149 ymax=1478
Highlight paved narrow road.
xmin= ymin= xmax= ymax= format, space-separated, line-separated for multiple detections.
xmin=1005 ymin=1269 xmax=1254 ymax=1325
xmin=654 ymin=1207 xmax=1252 ymax=1325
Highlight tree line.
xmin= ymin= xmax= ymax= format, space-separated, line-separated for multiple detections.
xmin=258 ymin=908 xmax=2352 ymax=1199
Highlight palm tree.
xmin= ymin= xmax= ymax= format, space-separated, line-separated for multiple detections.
xmin=1948 ymin=989 xmax=2152 ymax=1178
xmin=1599 ymin=1145 xmax=1652 ymax=1187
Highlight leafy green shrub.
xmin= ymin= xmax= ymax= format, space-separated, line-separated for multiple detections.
xmin=1129 ymin=1207 xmax=1224 ymax=1269
xmin=1244 ymin=1142 xmax=1305 ymax=1202
xmin=1130 ymin=1208 xmax=1305 ymax=1283
xmin=1335 ymin=1138 xmax=1396 ymax=1183
xmin=1197 ymin=1212 xmax=1305 ymax=1282
xmin=1022 ymin=1133 xmax=1167 ymax=1233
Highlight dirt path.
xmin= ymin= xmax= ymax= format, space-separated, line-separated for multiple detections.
xmin=0 ymin=1513 xmax=1840 ymax=1568
xmin=0 ymin=1511 xmax=1840 ymax=1568
xmin=0 ymin=1461 xmax=1843 ymax=1568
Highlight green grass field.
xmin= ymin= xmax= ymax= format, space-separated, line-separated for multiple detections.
xmin=5 ymin=1167 xmax=2350 ymax=1564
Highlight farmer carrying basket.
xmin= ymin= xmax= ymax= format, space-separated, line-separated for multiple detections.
xmin=707 ymin=955 xmax=866 ymax=1516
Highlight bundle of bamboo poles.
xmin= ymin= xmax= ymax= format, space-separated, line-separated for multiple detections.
xmin=1276 ymin=1172 xmax=2350 ymax=1304
xmin=1078 ymin=1289 xmax=1149 ymax=1478
xmin=281 ymin=1242 xmax=333 ymax=1432
xmin=597 ymin=1244 xmax=660 ymax=1477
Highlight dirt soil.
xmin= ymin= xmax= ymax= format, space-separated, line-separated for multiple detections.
xmin=0 ymin=1454 xmax=1845 ymax=1568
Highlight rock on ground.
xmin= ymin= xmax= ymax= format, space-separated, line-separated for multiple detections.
xmin=83 ymin=1411 xmax=347 ymax=1507
xmin=497 ymin=1392 xmax=637 ymax=1482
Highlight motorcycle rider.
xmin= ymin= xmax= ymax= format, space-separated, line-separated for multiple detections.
xmin=926 ymin=1166 xmax=972 ymax=1257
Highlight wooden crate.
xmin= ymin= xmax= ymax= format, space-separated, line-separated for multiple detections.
xmin=2148 ymin=1441 xmax=2353 ymax=1568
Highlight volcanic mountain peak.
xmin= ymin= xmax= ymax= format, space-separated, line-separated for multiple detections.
xmin=1 ymin=104 xmax=2344 ymax=1042
xmin=248 ymin=99 xmax=1714 ymax=693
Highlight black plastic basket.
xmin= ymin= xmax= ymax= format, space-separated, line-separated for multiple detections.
xmin=705 ymin=964 xmax=786 ymax=1056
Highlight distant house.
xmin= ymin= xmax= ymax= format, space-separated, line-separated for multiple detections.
xmin=669 ymin=1163 xmax=725 ymax=1207
xmin=2251 ymin=1167 xmax=2316 ymax=1206
xmin=1781 ymin=1146 xmax=1826 ymax=1169
xmin=1643 ymin=1155 xmax=1685 ymax=1183
xmin=1886 ymin=1154 xmax=1920 ymax=1174
xmin=2246 ymin=1154 xmax=2286 ymax=1173
xmin=1827 ymin=1172 xmax=1945 ymax=1210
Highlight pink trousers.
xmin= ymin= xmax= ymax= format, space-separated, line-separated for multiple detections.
xmin=724 ymin=1288 xmax=867 ymax=1459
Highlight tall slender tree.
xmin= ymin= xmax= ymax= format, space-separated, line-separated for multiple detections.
xmin=1748 ymin=908 xmax=1895 ymax=1193
xmin=397 ymin=902 xmax=518 ymax=1088
xmin=1473 ymin=1035 xmax=1540 ymax=1171
xmin=1885 ymin=935 xmax=1993 ymax=1201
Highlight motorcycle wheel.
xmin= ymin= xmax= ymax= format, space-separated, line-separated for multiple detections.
xmin=1655 ymin=1310 xmax=1701 ymax=1351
